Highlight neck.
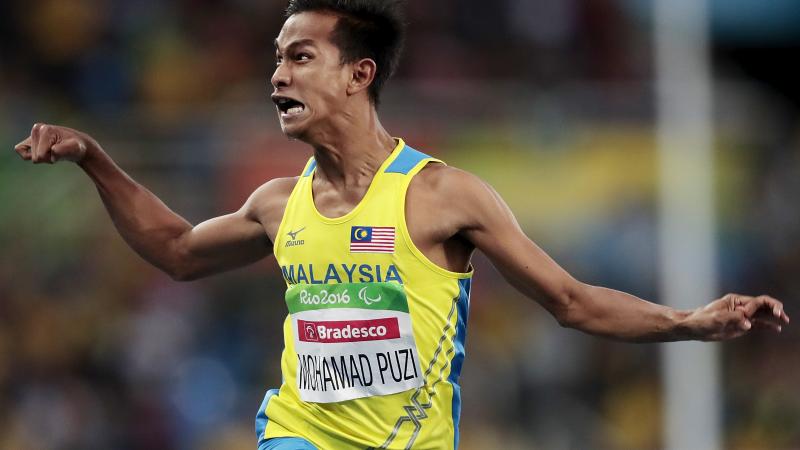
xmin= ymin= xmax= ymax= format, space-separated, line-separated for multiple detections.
xmin=303 ymin=106 xmax=396 ymax=189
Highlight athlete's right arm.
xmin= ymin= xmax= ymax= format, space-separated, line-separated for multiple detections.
xmin=14 ymin=123 xmax=286 ymax=281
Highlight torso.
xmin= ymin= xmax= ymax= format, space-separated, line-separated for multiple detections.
xmin=255 ymin=141 xmax=474 ymax=449
xmin=257 ymin=160 xmax=474 ymax=273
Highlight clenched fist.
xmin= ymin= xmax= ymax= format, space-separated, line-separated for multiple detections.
xmin=14 ymin=123 xmax=98 ymax=164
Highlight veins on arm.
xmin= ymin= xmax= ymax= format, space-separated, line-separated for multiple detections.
xmin=450 ymin=172 xmax=700 ymax=341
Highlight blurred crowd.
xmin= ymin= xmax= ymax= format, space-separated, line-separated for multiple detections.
xmin=1 ymin=0 xmax=799 ymax=449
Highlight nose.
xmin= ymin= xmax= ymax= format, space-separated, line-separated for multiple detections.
xmin=271 ymin=63 xmax=290 ymax=89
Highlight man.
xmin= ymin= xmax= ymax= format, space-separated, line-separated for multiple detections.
xmin=13 ymin=1 xmax=790 ymax=449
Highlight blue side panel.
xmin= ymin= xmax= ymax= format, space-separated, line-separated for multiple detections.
xmin=260 ymin=437 xmax=318 ymax=450
xmin=303 ymin=160 xmax=317 ymax=177
xmin=384 ymin=145 xmax=431 ymax=174
xmin=255 ymin=388 xmax=280 ymax=443
xmin=448 ymin=278 xmax=472 ymax=450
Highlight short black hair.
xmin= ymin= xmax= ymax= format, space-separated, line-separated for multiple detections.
xmin=285 ymin=0 xmax=406 ymax=106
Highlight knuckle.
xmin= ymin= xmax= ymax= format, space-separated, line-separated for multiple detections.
xmin=722 ymin=293 xmax=739 ymax=308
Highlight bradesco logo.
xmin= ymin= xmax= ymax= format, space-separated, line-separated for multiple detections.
xmin=298 ymin=317 xmax=400 ymax=343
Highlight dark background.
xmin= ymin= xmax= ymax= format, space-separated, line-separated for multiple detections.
xmin=1 ymin=1 xmax=799 ymax=448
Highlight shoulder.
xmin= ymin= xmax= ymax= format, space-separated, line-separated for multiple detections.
xmin=410 ymin=163 xmax=496 ymax=206
xmin=243 ymin=176 xmax=300 ymax=220
xmin=410 ymin=163 xmax=487 ymax=195
xmin=408 ymin=163 xmax=498 ymax=228
xmin=250 ymin=176 xmax=300 ymax=200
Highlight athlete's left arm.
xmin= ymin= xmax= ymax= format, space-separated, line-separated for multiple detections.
xmin=441 ymin=167 xmax=790 ymax=342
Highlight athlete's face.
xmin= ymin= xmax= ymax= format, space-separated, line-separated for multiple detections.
xmin=271 ymin=12 xmax=352 ymax=139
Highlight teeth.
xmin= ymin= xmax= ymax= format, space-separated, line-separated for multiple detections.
xmin=286 ymin=105 xmax=304 ymax=115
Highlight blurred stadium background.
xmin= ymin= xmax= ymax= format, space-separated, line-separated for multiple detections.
xmin=1 ymin=0 xmax=799 ymax=449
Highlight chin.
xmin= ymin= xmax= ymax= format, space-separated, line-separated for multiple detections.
xmin=279 ymin=114 xmax=317 ymax=141
xmin=280 ymin=121 xmax=301 ymax=135
xmin=280 ymin=122 xmax=309 ymax=141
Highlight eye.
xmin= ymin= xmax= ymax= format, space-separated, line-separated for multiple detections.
xmin=296 ymin=53 xmax=312 ymax=62
xmin=275 ymin=55 xmax=283 ymax=66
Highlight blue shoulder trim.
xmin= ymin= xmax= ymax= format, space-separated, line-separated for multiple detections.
xmin=384 ymin=145 xmax=432 ymax=175
xmin=303 ymin=160 xmax=317 ymax=177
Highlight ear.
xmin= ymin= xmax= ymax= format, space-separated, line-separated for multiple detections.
xmin=346 ymin=58 xmax=377 ymax=97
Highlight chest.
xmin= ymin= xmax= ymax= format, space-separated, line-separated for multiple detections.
xmin=310 ymin=181 xmax=370 ymax=220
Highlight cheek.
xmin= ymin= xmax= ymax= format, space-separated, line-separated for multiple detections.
xmin=317 ymin=67 xmax=352 ymax=100
xmin=307 ymin=87 xmax=346 ymax=115
xmin=297 ymin=65 xmax=350 ymax=113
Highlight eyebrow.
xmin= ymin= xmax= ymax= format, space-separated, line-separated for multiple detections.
xmin=274 ymin=38 xmax=316 ymax=53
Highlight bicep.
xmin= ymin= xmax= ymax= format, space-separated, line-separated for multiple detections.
xmin=172 ymin=209 xmax=270 ymax=279
xmin=170 ymin=178 xmax=294 ymax=280
xmin=184 ymin=210 xmax=270 ymax=258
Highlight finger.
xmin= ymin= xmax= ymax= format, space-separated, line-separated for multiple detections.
xmin=752 ymin=307 xmax=791 ymax=325
xmin=741 ymin=295 xmax=783 ymax=317
xmin=34 ymin=124 xmax=55 ymax=164
xmin=751 ymin=310 xmax=784 ymax=325
xmin=757 ymin=295 xmax=785 ymax=319
xmin=732 ymin=296 xmax=757 ymax=317
xmin=14 ymin=137 xmax=33 ymax=160
xmin=30 ymin=123 xmax=44 ymax=163
xmin=723 ymin=293 xmax=742 ymax=309
xmin=751 ymin=317 xmax=782 ymax=333
xmin=14 ymin=136 xmax=32 ymax=150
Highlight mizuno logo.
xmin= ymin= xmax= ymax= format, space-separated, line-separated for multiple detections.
xmin=285 ymin=227 xmax=306 ymax=248
xmin=287 ymin=227 xmax=306 ymax=240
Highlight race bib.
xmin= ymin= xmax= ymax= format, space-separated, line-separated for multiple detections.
xmin=286 ymin=282 xmax=423 ymax=403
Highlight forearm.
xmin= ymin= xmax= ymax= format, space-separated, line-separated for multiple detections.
xmin=15 ymin=123 xmax=271 ymax=280
xmin=462 ymin=173 xmax=786 ymax=343
xmin=78 ymin=145 xmax=192 ymax=276
xmin=561 ymin=284 xmax=697 ymax=342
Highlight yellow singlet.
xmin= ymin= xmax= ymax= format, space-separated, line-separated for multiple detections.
xmin=256 ymin=139 xmax=473 ymax=449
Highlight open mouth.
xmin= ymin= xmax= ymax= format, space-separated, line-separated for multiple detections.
xmin=272 ymin=95 xmax=306 ymax=117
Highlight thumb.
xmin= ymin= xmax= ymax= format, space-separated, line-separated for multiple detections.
xmin=51 ymin=137 xmax=87 ymax=162
xmin=732 ymin=310 xmax=752 ymax=330
xmin=721 ymin=309 xmax=751 ymax=331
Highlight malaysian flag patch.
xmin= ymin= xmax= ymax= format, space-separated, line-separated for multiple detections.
xmin=350 ymin=226 xmax=395 ymax=254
